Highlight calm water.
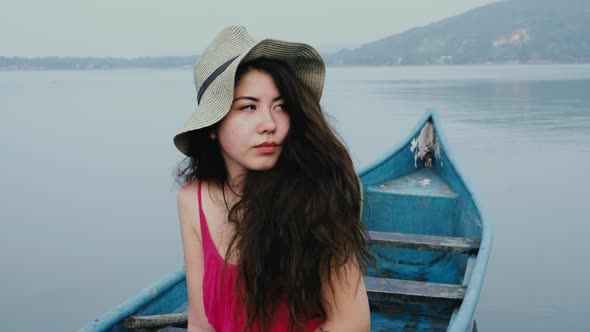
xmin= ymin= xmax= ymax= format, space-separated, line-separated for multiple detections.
xmin=1 ymin=64 xmax=589 ymax=331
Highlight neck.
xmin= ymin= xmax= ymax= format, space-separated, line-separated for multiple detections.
xmin=218 ymin=176 xmax=243 ymax=214
xmin=224 ymin=172 xmax=245 ymax=197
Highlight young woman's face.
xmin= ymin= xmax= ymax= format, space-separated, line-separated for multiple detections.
xmin=216 ymin=69 xmax=290 ymax=179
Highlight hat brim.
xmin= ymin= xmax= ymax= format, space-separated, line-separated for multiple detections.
xmin=173 ymin=38 xmax=325 ymax=156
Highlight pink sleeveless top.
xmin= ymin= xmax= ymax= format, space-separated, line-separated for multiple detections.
xmin=198 ymin=181 xmax=325 ymax=332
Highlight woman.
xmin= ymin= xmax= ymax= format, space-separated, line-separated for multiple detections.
xmin=174 ymin=26 xmax=374 ymax=332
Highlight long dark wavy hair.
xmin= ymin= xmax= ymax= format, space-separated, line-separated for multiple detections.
xmin=175 ymin=57 xmax=374 ymax=331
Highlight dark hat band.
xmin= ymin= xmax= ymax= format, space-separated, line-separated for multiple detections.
xmin=197 ymin=55 xmax=239 ymax=104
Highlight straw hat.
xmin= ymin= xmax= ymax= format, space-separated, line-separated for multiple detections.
xmin=173 ymin=25 xmax=326 ymax=156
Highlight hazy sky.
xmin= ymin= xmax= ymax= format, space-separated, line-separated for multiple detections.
xmin=1 ymin=0 xmax=497 ymax=57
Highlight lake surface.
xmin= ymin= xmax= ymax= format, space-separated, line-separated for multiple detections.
xmin=1 ymin=64 xmax=589 ymax=331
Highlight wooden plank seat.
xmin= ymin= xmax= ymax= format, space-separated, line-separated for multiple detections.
xmin=124 ymin=313 xmax=187 ymax=330
xmin=365 ymin=231 xmax=481 ymax=254
xmin=365 ymin=276 xmax=466 ymax=306
xmin=124 ymin=276 xmax=467 ymax=330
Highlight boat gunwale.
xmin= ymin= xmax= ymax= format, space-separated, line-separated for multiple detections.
xmin=79 ymin=266 xmax=186 ymax=331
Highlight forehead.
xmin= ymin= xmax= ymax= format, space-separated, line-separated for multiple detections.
xmin=234 ymin=69 xmax=279 ymax=96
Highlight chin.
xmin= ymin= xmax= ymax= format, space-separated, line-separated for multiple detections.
xmin=251 ymin=162 xmax=278 ymax=171
xmin=249 ymin=158 xmax=280 ymax=171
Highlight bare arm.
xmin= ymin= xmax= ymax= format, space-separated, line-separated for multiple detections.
xmin=177 ymin=185 xmax=216 ymax=332
xmin=313 ymin=256 xmax=371 ymax=332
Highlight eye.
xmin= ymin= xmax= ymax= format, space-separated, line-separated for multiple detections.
xmin=274 ymin=104 xmax=286 ymax=111
xmin=240 ymin=104 xmax=256 ymax=111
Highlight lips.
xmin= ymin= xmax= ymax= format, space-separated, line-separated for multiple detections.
xmin=255 ymin=142 xmax=278 ymax=147
xmin=255 ymin=141 xmax=278 ymax=153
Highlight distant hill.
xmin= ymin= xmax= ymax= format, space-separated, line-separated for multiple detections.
xmin=325 ymin=0 xmax=590 ymax=65
xmin=3 ymin=0 xmax=589 ymax=70
xmin=0 ymin=56 xmax=197 ymax=70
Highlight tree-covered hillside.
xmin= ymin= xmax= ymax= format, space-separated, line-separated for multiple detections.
xmin=326 ymin=0 xmax=590 ymax=65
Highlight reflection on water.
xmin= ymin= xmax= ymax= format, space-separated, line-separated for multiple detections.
xmin=1 ymin=65 xmax=589 ymax=331
xmin=369 ymin=78 xmax=590 ymax=137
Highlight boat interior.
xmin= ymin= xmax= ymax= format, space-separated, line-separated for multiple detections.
xmin=361 ymin=121 xmax=482 ymax=331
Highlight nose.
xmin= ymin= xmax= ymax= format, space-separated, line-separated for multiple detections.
xmin=257 ymin=107 xmax=277 ymax=134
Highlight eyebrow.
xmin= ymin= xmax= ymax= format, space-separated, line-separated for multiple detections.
xmin=232 ymin=96 xmax=283 ymax=103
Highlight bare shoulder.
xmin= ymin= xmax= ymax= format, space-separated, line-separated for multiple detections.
xmin=177 ymin=180 xmax=202 ymax=239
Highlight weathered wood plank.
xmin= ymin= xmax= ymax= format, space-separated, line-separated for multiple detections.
xmin=365 ymin=276 xmax=466 ymax=306
xmin=124 ymin=313 xmax=188 ymax=329
xmin=366 ymin=231 xmax=480 ymax=254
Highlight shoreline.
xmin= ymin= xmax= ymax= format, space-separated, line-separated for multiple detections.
xmin=3 ymin=61 xmax=590 ymax=71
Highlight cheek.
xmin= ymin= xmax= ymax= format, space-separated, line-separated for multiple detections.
xmin=278 ymin=114 xmax=291 ymax=137
xmin=217 ymin=119 xmax=250 ymax=153
xmin=217 ymin=123 xmax=235 ymax=150
xmin=218 ymin=128 xmax=239 ymax=151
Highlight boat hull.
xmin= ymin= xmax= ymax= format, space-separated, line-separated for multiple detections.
xmin=80 ymin=110 xmax=491 ymax=332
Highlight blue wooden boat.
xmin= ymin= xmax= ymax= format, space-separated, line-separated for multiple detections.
xmin=80 ymin=110 xmax=492 ymax=332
